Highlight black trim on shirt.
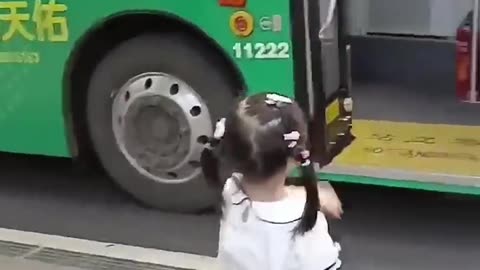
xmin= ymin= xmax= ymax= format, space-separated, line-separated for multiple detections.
xmin=257 ymin=216 xmax=302 ymax=225
xmin=232 ymin=197 xmax=249 ymax=206
xmin=325 ymin=261 xmax=340 ymax=270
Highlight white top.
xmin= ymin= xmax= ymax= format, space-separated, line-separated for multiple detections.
xmin=218 ymin=174 xmax=342 ymax=270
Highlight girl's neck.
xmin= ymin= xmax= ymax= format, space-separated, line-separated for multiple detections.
xmin=241 ymin=172 xmax=287 ymax=202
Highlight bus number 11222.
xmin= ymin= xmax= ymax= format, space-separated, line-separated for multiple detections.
xmin=233 ymin=42 xmax=290 ymax=59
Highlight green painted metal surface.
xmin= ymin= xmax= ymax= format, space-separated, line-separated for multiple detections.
xmin=1 ymin=1 xmax=478 ymax=195
xmin=322 ymin=173 xmax=480 ymax=196
xmin=0 ymin=0 xmax=294 ymax=157
xmin=290 ymin=168 xmax=480 ymax=195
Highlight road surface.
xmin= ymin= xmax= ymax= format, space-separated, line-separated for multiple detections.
xmin=0 ymin=152 xmax=479 ymax=269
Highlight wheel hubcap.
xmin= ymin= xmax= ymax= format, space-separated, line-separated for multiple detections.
xmin=112 ymin=73 xmax=213 ymax=184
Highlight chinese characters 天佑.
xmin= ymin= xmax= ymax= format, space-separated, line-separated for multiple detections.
xmin=0 ymin=0 xmax=68 ymax=42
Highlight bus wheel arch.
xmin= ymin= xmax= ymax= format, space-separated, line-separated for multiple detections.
xmin=63 ymin=12 xmax=245 ymax=211
xmin=64 ymin=11 xmax=245 ymax=160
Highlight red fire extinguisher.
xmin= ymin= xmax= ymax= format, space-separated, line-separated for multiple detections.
xmin=456 ymin=11 xmax=479 ymax=102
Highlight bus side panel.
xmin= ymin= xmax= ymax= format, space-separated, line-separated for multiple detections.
xmin=0 ymin=0 xmax=294 ymax=157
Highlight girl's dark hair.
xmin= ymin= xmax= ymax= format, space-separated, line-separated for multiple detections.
xmin=200 ymin=93 xmax=319 ymax=235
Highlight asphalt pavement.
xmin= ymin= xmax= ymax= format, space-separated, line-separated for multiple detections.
xmin=0 ymin=152 xmax=479 ymax=269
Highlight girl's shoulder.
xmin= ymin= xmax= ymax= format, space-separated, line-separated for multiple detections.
xmin=222 ymin=173 xmax=247 ymax=204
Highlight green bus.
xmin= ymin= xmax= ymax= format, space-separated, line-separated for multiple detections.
xmin=1 ymin=0 xmax=478 ymax=212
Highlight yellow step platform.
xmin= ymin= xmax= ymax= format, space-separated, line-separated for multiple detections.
xmin=333 ymin=120 xmax=480 ymax=177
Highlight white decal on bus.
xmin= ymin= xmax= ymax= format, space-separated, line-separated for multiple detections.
xmin=233 ymin=42 xmax=290 ymax=59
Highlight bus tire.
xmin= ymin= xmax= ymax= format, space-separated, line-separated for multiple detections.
xmin=86 ymin=33 xmax=236 ymax=212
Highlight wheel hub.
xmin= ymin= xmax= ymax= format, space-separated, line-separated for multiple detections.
xmin=112 ymin=73 xmax=213 ymax=184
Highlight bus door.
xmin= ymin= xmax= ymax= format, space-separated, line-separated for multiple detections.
xmin=308 ymin=0 xmax=354 ymax=166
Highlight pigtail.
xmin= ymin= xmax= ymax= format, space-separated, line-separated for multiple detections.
xmin=293 ymin=148 xmax=319 ymax=235
xmin=200 ymin=147 xmax=222 ymax=187
xmin=268 ymin=94 xmax=320 ymax=235
xmin=200 ymin=118 xmax=226 ymax=188
xmin=294 ymin=161 xmax=319 ymax=235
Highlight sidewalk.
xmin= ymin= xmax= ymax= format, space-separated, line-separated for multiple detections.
xmin=0 ymin=256 xmax=81 ymax=270
xmin=0 ymin=228 xmax=217 ymax=270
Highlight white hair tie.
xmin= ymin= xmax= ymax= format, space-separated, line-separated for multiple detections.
xmin=283 ymin=131 xmax=300 ymax=141
xmin=213 ymin=118 xmax=226 ymax=139
xmin=300 ymin=150 xmax=311 ymax=167
xmin=265 ymin=93 xmax=293 ymax=105
xmin=283 ymin=131 xmax=300 ymax=148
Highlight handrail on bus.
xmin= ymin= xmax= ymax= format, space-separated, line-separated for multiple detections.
xmin=470 ymin=0 xmax=479 ymax=102
xmin=318 ymin=0 xmax=337 ymax=40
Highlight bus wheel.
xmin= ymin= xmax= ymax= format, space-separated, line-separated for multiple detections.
xmin=86 ymin=33 xmax=236 ymax=212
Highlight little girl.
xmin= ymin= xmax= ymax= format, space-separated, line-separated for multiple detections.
xmin=201 ymin=93 xmax=343 ymax=270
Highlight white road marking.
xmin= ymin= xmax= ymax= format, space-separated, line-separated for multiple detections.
xmin=0 ymin=228 xmax=219 ymax=270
